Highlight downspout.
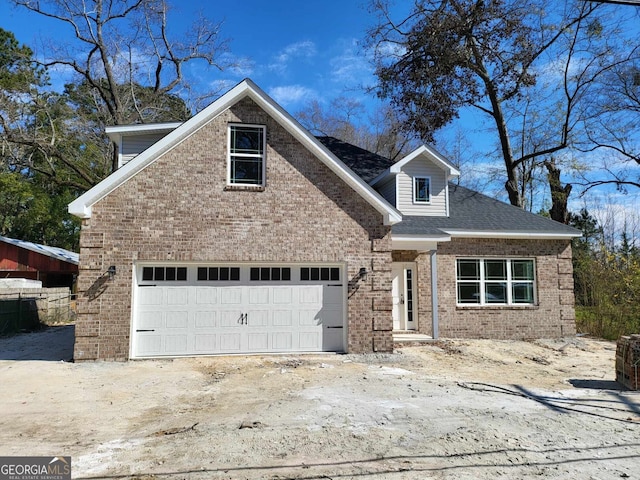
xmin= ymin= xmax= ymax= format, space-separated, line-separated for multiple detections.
xmin=430 ymin=250 xmax=439 ymax=339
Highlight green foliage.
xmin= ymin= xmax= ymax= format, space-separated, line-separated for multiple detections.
xmin=0 ymin=27 xmax=47 ymax=91
xmin=0 ymin=172 xmax=80 ymax=251
xmin=571 ymin=209 xmax=640 ymax=339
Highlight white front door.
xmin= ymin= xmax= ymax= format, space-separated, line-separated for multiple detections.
xmin=392 ymin=262 xmax=417 ymax=331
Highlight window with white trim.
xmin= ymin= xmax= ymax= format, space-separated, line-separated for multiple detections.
xmin=456 ymin=259 xmax=536 ymax=305
xmin=413 ymin=176 xmax=430 ymax=203
xmin=228 ymin=124 xmax=266 ymax=186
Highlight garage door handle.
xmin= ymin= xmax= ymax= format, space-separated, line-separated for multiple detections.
xmin=328 ymin=284 xmax=342 ymax=287
xmin=138 ymin=285 xmax=157 ymax=287
xmin=136 ymin=329 xmax=155 ymax=332
xmin=326 ymin=326 xmax=343 ymax=329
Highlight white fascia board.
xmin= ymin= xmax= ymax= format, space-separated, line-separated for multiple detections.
xmin=391 ymin=233 xmax=451 ymax=252
xmin=443 ymin=229 xmax=582 ymax=239
xmin=391 ymin=145 xmax=461 ymax=178
xmin=243 ymin=82 xmax=402 ymax=225
xmin=105 ymin=122 xmax=183 ymax=136
xmin=69 ymin=79 xmax=402 ymax=225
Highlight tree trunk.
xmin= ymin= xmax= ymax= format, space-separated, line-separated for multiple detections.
xmin=545 ymin=157 xmax=572 ymax=224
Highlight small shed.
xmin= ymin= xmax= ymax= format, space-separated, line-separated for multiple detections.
xmin=0 ymin=236 xmax=79 ymax=288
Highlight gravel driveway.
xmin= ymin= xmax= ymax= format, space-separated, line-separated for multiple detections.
xmin=0 ymin=327 xmax=638 ymax=479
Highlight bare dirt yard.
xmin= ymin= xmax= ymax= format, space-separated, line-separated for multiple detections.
xmin=1 ymin=326 xmax=639 ymax=480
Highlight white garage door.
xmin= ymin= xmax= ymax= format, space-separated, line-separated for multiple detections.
xmin=131 ymin=265 xmax=345 ymax=357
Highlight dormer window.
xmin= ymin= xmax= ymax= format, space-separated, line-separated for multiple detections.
xmin=228 ymin=124 xmax=266 ymax=186
xmin=413 ymin=176 xmax=431 ymax=204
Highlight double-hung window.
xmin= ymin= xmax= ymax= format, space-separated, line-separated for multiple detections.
xmin=413 ymin=176 xmax=431 ymax=204
xmin=228 ymin=124 xmax=266 ymax=186
xmin=456 ymin=258 xmax=536 ymax=305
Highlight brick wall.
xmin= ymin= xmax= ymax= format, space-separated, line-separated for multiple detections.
xmin=436 ymin=238 xmax=575 ymax=339
xmin=393 ymin=239 xmax=576 ymax=339
xmin=74 ymin=98 xmax=393 ymax=361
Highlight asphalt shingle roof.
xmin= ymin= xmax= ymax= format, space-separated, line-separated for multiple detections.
xmin=316 ymin=136 xmax=394 ymax=183
xmin=393 ymin=185 xmax=581 ymax=236
xmin=318 ymin=136 xmax=580 ymax=237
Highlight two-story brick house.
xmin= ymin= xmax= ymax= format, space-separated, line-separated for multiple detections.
xmin=69 ymin=79 xmax=580 ymax=361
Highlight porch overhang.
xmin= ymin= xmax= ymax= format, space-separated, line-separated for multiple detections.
xmin=391 ymin=234 xmax=451 ymax=252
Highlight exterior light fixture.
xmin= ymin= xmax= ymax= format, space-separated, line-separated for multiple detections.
xmin=358 ymin=267 xmax=368 ymax=280
xmin=107 ymin=265 xmax=116 ymax=279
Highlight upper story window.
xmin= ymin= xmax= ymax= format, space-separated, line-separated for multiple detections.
xmin=456 ymin=258 xmax=536 ymax=306
xmin=413 ymin=176 xmax=431 ymax=204
xmin=228 ymin=124 xmax=266 ymax=186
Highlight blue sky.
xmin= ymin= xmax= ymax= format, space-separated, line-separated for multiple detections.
xmin=2 ymin=0 xmax=639 ymax=227
xmin=0 ymin=1 xmax=382 ymax=112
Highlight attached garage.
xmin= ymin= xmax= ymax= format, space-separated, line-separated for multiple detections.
xmin=131 ymin=264 xmax=346 ymax=358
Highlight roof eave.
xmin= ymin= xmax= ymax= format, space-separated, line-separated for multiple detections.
xmin=443 ymin=229 xmax=582 ymax=240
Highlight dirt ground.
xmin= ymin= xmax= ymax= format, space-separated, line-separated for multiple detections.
xmin=1 ymin=326 xmax=639 ymax=480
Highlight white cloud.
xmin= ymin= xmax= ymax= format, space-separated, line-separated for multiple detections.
xmin=329 ymin=38 xmax=374 ymax=87
xmin=269 ymin=41 xmax=317 ymax=75
xmin=269 ymin=85 xmax=316 ymax=107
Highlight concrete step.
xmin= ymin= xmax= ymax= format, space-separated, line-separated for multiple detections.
xmin=393 ymin=332 xmax=435 ymax=343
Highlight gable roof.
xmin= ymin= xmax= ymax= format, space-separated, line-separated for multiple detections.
xmin=371 ymin=145 xmax=460 ymax=187
xmin=393 ymin=184 xmax=581 ymax=239
xmin=0 ymin=236 xmax=79 ymax=265
xmin=68 ymin=79 xmax=402 ymax=226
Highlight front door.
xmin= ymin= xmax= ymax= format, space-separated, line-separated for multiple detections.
xmin=392 ymin=262 xmax=416 ymax=331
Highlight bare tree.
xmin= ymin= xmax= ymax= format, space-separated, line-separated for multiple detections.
xmin=367 ymin=0 xmax=639 ymax=219
xmin=13 ymin=0 xmax=234 ymax=171
xmin=296 ymin=97 xmax=417 ymax=161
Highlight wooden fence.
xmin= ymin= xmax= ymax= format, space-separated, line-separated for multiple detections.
xmin=0 ymin=288 xmax=76 ymax=335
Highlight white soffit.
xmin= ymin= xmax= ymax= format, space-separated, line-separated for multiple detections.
xmin=69 ymin=79 xmax=401 ymax=225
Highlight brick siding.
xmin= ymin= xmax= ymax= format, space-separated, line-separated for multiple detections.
xmin=74 ymin=98 xmax=393 ymax=360
xmin=393 ymin=238 xmax=576 ymax=339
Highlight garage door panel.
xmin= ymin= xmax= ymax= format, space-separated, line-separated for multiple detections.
xmin=137 ymin=334 xmax=162 ymax=355
xmin=219 ymin=333 xmax=241 ymax=351
xmin=323 ymin=328 xmax=344 ymax=351
xmin=249 ymin=287 xmax=269 ymax=305
xmin=272 ymin=332 xmax=293 ymax=350
xmin=165 ymin=335 xmax=188 ymax=353
xmin=138 ymin=311 xmax=163 ymax=329
xmin=138 ymin=288 xmax=163 ymax=306
xmin=247 ymin=310 xmax=268 ymax=327
xmin=133 ymin=265 xmax=345 ymax=357
xmin=272 ymin=310 xmax=292 ymax=326
xmin=166 ymin=311 xmax=188 ymax=328
xmin=324 ymin=286 xmax=343 ymax=305
xmin=299 ymin=331 xmax=321 ymax=349
xmin=194 ymin=334 xmax=217 ymax=352
xmin=299 ymin=310 xmax=320 ymax=326
xmin=167 ymin=288 xmax=188 ymax=305
xmin=272 ymin=287 xmax=292 ymax=304
xmin=299 ymin=286 xmax=322 ymax=304
xmin=196 ymin=287 xmax=218 ymax=304
xmin=194 ymin=311 xmax=217 ymax=328
xmin=221 ymin=288 xmax=243 ymax=305
xmin=247 ymin=333 xmax=269 ymax=350
xmin=219 ymin=310 xmax=243 ymax=327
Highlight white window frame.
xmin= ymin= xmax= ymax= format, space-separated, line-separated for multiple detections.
xmin=456 ymin=258 xmax=537 ymax=306
xmin=412 ymin=176 xmax=431 ymax=204
xmin=227 ymin=123 xmax=266 ymax=186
